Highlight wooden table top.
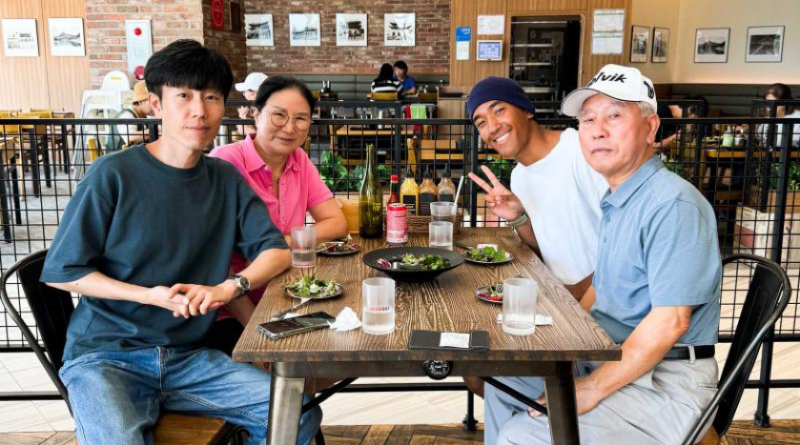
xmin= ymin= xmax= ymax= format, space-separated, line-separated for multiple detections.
xmin=234 ymin=228 xmax=620 ymax=364
xmin=335 ymin=127 xmax=414 ymax=136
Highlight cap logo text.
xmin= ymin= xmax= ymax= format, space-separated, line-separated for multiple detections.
xmin=587 ymin=71 xmax=627 ymax=87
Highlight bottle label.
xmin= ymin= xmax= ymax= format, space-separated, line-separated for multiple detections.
xmin=439 ymin=192 xmax=454 ymax=202
xmin=402 ymin=195 xmax=417 ymax=215
xmin=419 ymin=193 xmax=435 ymax=216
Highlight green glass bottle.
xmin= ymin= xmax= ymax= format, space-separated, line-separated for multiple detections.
xmin=359 ymin=144 xmax=383 ymax=238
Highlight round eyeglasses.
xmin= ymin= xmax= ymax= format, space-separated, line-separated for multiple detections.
xmin=265 ymin=110 xmax=312 ymax=131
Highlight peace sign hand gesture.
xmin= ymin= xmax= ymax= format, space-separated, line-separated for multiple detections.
xmin=468 ymin=165 xmax=525 ymax=222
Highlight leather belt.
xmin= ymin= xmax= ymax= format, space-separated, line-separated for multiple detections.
xmin=662 ymin=345 xmax=715 ymax=361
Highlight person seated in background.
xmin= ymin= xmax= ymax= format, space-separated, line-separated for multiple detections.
xmin=206 ymin=75 xmax=347 ymax=358
xmin=758 ymin=83 xmax=800 ymax=147
xmin=40 ymin=39 xmax=322 ymax=445
xmin=235 ymin=72 xmax=268 ymax=137
xmin=106 ymin=81 xmax=154 ymax=152
xmin=497 ymin=64 xmax=721 ymax=445
xmin=393 ymin=60 xmax=417 ymax=96
xmin=655 ymin=95 xmax=708 ymax=152
xmin=463 ymin=77 xmax=609 ymax=442
xmin=371 ymin=63 xmax=402 ymax=95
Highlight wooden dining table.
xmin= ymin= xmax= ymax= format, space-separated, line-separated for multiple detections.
xmin=233 ymin=228 xmax=620 ymax=444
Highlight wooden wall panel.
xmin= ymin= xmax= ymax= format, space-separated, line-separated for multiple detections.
xmin=41 ymin=0 xmax=89 ymax=114
xmin=580 ymin=0 xmax=631 ymax=84
xmin=449 ymin=0 xmax=477 ymax=87
xmin=507 ymin=0 xmax=588 ymax=11
xmin=474 ymin=0 xmax=508 ymax=83
xmin=0 ymin=1 xmax=50 ymax=111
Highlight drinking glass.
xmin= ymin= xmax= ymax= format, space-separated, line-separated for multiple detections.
xmin=340 ymin=199 xmax=360 ymax=234
xmin=502 ymin=277 xmax=538 ymax=336
xmin=428 ymin=221 xmax=453 ymax=250
xmin=362 ymin=277 xmax=396 ymax=335
xmin=430 ymin=201 xmax=457 ymax=224
xmin=291 ymin=225 xmax=317 ymax=270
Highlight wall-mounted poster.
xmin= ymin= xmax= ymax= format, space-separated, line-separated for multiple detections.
xmin=694 ymin=28 xmax=730 ymax=63
xmin=48 ymin=18 xmax=85 ymax=57
xmin=629 ymin=26 xmax=648 ymax=63
xmin=746 ymin=26 xmax=784 ymax=63
xmin=245 ymin=14 xmax=273 ymax=46
xmin=384 ymin=13 xmax=415 ymax=47
xmin=652 ymin=27 xmax=669 ymax=63
xmin=289 ymin=14 xmax=321 ymax=47
xmin=2 ymin=19 xmax=39 ymax=57
xmin=336 ymin=14 xmax=367 ymax=47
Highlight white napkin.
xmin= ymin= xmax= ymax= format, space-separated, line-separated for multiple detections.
xmin=328 ymin=307 xmax=363 ymax=331
xmin=496 ymin=314 xmax=553 ymax=326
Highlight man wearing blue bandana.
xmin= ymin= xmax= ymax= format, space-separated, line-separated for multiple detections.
xmin=496 ymin=65 xmax=721 ymax=445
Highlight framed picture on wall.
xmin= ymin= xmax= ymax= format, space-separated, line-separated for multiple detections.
xmin=384 ymin=13 xmax=415 ymax=47
xmin=336 ymin=14 xmax=367 ymax=47
xmin=694 ymin=28 xmax=730 ymax=63
xmin=48 ymin=18 xmax=85 ymax=57
xmin=289 ymin=14 xmax=321 ymax=47
xmin=652 ymin=27 xmax=669 ymax=63
xmin=2 ymin=19 xmax=39 ymax=57
xmin=746 ymin=26 xmax=784 ymax=63
xmin=629 ymin=26 xmax=648 ymax=63
xmin=245 ymin=14 xmax=273 ymax=46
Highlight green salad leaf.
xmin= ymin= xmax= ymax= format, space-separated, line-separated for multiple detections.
xmin=399 ymin=253 xmax=450 ymax=270
xmin=285 ymin=275 xmax=339 ymax=297
xmin=467 ymin=246 xmax=509 ymax=262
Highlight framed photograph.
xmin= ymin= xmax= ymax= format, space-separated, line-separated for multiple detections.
xmin=2 ymin=19 xmax=39 ymax=57
xmin=289 ymin=14 xmax=320 ymax=47
xmin=746 ymin=26 xmax=784 ymax=63
xmin=629 ymin=25 xmax=648 ymax=63
xmin=48 ymin=18 xmax=85 ymax=57
xmin=384 ymin=13 xmax=415 ymax=47
xmin=336 ymin=13 xmax=367 ymax=47
xmin=245 ymin=14 xmax=273 ymax=46
xmin=652 ymin=27 xmax=669 ymax=63
xmin=694 ymin=28 xmax=730 ymax=63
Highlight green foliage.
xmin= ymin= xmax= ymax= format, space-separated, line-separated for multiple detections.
xmin=485 ymin=156 xmax=514 ymax=183
xmin=467 ymin=246 xmax=509 ymax=262
xmin=662 ymin=157 xmax=691 ymax=181
xmin=319 ymin=151 xmax=349 ymax=191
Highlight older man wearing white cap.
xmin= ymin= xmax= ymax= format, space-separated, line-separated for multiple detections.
xmin=495 ymin=64 xmax=721 ymax=445
xmin=235 ymin=72 xmax=268 ymax=136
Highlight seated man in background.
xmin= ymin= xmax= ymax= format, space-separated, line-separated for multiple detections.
xmin=41 ymin=40 xmax=321 ymax=445
xmin=497 ymin=64 xmax=721 ymax=445
xmin=393 ymin=60 xmax=417 ymax=96
xmin=107 ymin=80 xmax=154 ymax=152
xmin=463 ymin=77 xmax=608 ymax=441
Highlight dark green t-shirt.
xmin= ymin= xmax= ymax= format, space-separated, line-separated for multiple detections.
xmin=41 ymin=144 xmax=287 ymax=361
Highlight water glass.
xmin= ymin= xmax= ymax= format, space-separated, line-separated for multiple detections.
xmin=430 ymin=202 xmax=457 ymax=224
xmin=428 ymin=221 xmax=453 ymax=250
xmin=362 ymin=277 xmax=396 ymax=335
xmin=291 ymin=225 xmax=317 ymax=269
xmin=502 ymin=277 xmax=538 ymax=336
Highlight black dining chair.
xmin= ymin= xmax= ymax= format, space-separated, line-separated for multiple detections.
xmin=0 ymin=250 xmax=245 ymax=445
xmin=683 ymin=253 xmax=792 ymax=445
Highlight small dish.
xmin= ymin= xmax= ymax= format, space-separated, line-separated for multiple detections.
xmin=283 ymin=281 xmax=345 ymax=300
xmin=317 ymin=241 xmax=361 ymax=256
xmin=475 ymin=284 xmax=503 ymax=304
xmin=464 ymin=246 xmax=513 ymax=266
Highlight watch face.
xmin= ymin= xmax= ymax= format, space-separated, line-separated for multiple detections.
xmin=235 ymin=275 xmax=250 ymax=293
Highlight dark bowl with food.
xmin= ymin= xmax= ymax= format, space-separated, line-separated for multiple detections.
xmin=363 ymin=247 xmax=464 ymax=283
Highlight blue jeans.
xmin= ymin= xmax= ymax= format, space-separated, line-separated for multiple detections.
xmin=59 ymin=347 xmax=322 ymax=445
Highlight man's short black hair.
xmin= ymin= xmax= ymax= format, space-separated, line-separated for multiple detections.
xmin=144 ymin=39 xmax=233 ymax=101
xmin=254 ymin=76 xmax=316 ymax=113
xmin=393 ymin=60 xmax=408 ymax=72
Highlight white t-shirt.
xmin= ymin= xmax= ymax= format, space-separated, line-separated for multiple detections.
xmin=510 ymin=128 xmax=609 ymax=285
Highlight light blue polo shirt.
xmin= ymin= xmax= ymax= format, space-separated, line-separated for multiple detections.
xmin=591 ymin=156 xmax=721 ymax=346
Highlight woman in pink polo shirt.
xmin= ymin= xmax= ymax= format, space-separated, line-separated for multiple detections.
xmin=205 ymin=76 xmax=347 ymax=355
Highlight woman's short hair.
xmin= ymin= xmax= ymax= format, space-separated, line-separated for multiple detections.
xmin=253 ymin=76 xmax=316 ymax=112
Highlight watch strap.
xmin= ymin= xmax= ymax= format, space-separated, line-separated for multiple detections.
xmin=508 ymin=213 xmax=529 ymax=229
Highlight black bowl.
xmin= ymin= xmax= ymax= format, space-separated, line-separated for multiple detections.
xmin=363 ymin=247 xmax=464 ymax=283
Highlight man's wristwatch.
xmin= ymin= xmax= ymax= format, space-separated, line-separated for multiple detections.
xmin=508 ymin=213 xmax=529 ymax=230
xmin=229 ymin=274 xmax=251 ymax=298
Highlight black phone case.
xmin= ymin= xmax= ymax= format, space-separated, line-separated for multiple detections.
xmin=408 ymin=330 xmax=490 ymax=351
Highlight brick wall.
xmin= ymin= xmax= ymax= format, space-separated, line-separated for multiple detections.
xmin=244 ymin=0 xmax=450 ymax=76
xmin=85 ymin=0 xmax=204 ymax=88
xmin=202 ymin=0 xmax=247 ymax=91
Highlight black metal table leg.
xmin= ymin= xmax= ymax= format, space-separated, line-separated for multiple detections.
xmin=0 ymin=165 xmax=12 ymax=242
xmin=27 ymin=129 xmax=41 ymax=198
xmin=9 ymin=166 xmax=21 ymax=224
xmin=544 ymin=362 xmax=580 ymax=445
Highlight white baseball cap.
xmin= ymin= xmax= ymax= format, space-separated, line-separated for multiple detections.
xmin=561 ymin=64 xmax=657 ymax=117
xmin=235 ymin=72 xmax=268 ymax=93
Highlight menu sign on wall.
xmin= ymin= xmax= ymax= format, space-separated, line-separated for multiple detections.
xmin=591 ymin=9 xmax=624 ymax=55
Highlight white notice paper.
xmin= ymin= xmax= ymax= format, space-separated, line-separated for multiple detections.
xmin=477 ymin=15 xmax=504 ymax=35
xmin=456 ymin=41 xmax=469 ymax=60
xmin=593 ymin=9 xmax=625 ymax=32
xmin=440 ymin=332 xmax=471 ymax=349
xmin=592 ymin=32 xmax=624 ymax=54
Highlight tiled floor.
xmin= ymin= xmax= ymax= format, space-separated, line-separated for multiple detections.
xmin=2 ymin=348 xmax=800 ymax=433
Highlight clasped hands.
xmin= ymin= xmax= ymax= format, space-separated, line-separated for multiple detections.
xmin=143 ymin=281 xmax=239 ymax=319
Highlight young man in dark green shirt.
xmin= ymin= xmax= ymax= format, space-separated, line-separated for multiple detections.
xmin=41 ymin=40 xmax=322 ymax=445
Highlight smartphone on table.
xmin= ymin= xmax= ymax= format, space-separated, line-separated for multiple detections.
xmin=257 ymin=312 xmax=335 ymax=340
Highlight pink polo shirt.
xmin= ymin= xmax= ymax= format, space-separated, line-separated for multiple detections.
xmin=209 ymin=134 xmax=333 ymax=319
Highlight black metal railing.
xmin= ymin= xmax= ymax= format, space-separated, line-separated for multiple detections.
xmin=1 ymin=115 xmax=799 ymax=426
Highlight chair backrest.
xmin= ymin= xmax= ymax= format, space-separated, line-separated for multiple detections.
xmin=683 ymin=253 xmax=791 ymax=444
xmin=0 ymin=250 xmax=74 ymax=402
xmin=372 ymin=92 xmax=398 ymax=101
